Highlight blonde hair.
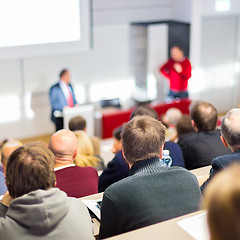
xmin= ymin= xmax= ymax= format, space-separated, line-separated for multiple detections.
xmin=74 ymin=131 xmax=100 ymax=168
xmin=203 ymin=163 xmax=240 ymax=240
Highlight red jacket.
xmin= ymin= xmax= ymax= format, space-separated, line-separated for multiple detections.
xmin=160 ymin=58 xmax=192 ymax=92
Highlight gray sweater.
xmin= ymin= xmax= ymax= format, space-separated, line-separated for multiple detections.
xmin=0 ymin=188 xmax=94 ymax=240
xmin=99 ymin=157 xmax=202 ymax=239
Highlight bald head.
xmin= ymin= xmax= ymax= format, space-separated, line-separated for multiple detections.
xmin=1 ymin=139 xmax=23 ymax=174
xmin=221 ymin=108 xmax=240 ymax=151
xmin=49 ymin=129 xmax=77 ymax=165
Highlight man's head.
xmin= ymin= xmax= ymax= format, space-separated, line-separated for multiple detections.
xmin=122 ymin=116 xmax=166 ymax=166
xmin=190 ymin=100 xmax=218 ymax=132
xmin=176 ymin=115 xmax=195 ymax=136
xmin=221 ymin=108 xmax=240 ymax=151
xmin=130 ymin=105 xmax=159 ymax=120
xmin=49 ymin=129 xmax=77 ymax=167
xmin=170 ymin=46 xmax=184 ymax=62
xmin=68 ymin=116 xmax=87 ymax=132
xmin=163 ymin=108 xmax=182 ymax=127
xmin=59 ymin=69 xmax=71 ymax=84
xmin=6 ymin=142 xmax=56 ymax=199
xmin=1 ymin=139 xmax=23 ymax=175
xmin=112 ymin=126 xmax=123 ymax=154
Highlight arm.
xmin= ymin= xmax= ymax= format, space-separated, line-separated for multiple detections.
xmin=200 ymin=159 xmax=222 ymax=193
xmin=99 ymin=192 xmax=120 ymax=239
xmin=159 ymin=60 xmax=171 ymax=79
xmin=0 ymin=191 xmax=13 ymax=217
xmin=178 ymin=59 xmax=192 ymax=80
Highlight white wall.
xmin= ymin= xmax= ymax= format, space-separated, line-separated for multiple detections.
xmin=0 ymin=24 xmax=131 ymax=139
xmin=190 ymin=0 xmax=240 ymax=113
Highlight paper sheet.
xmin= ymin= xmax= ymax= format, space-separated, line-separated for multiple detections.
xmin=177 ymin=211 xmax=209 ymax=240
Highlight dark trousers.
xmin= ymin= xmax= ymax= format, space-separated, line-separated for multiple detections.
xmin=53 ymin=117 xmax=64 ymax=132
xmin=168 ymin=90 xmax=189 ymax=99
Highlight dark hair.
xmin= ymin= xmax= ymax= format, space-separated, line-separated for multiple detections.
xmin=190 ymin=101 xmax=218 ymax=131
xmin=69 ymin=116 xmax=87 ymax=131
xmin=130 ymin=105 xmax=159 ymax=120
xmin=113 ymin=126 xmax=123 ymax=141
xmin=176 ymin=115 xmax=195 ymax=136
xmin=221 ymin=108 xmax=240 ymax=149
xmin=6 ymin=142 xmax=56 ymax=198
xmin=59 ymin=69 xmax=69 ymax=78
xmin=122 ymin=116 xmax=166 ymax=164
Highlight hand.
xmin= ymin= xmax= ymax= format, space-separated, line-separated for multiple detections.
xmin=1 ymin=191 xmax=13 ymax=207
xmin=173 ymin=63 xmax=182 ymax=73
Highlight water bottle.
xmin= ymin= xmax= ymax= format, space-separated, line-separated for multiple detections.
xmin=160 ymin=150 xmax=172 ymax=167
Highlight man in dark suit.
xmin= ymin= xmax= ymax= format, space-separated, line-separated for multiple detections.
xmin=49 ymin=69 xmax=77 ymax=131
xmin=178 ymin=100 xmax=231 ymax=170
xmin=201 ymin=108 xmax=240 ymax=192
xmin=99 ymin=116 xmax=202 ymax=239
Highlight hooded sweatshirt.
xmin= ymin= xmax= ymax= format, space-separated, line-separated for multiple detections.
xmin=0 ymin=188 xmax=94 ymax=240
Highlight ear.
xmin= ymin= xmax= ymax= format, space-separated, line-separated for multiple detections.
xmin=73 ymin=149 xmax=77 ymax=159
xmin=191 ymin=120 xmax=198 ymax=132
xmin=220 ymin=136 xmax=228 ymax=148
xmin=159 ymin=145 xmax=164 ymax=159
xmin=122 ymin=149 xmax=132 ymax=169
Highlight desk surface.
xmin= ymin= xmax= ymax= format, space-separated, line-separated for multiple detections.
xmin=105 ymin=210 xmax=206 ymax=240
xmin=190 ymin=165 xmax=211 ymax=177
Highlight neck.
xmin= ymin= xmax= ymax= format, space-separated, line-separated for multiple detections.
xmin=54 ymin=156 xmax=74 ymax=168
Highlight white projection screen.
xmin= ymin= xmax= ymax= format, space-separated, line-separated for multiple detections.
xmin=0 ymin=0 xmax=91 ymax=59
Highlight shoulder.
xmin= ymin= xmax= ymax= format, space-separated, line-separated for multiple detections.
xmin=50 ymin=82 xmax=60 ymax=90
xmin=212 ymin=151 xmax=239 ymax=165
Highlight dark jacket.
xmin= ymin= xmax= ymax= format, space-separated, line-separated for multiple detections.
xmin=98 ymin=151 xmax=129 ymax=192
xmin=99 ymin=157 xmax=202 ymax=239
xmin=178 ymin=129 xmax=231 ymax=170
xmin=201 ymin=149 xmax=240 ymax=192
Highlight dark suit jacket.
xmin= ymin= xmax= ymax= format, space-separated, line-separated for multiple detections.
xmin=201 ymin=149 xmax=240 ymax=192
xmin=178 ymin=129 xmax=231 ymax=170
xmin=98 ymin=151 xmax=129 ymax=192
xmin=99 ymin=158 xmax=202 ymax=239
xmin=49 ymin=82 xmax=76 ymax=123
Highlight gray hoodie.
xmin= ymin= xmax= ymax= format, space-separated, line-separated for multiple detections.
xmin=0 ymin=188 xmax=94 ymax=240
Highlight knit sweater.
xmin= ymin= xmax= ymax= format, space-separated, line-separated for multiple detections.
xmin=99 ymin=157 xmax=202 ymax=239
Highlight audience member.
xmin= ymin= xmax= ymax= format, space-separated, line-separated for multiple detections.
xmin=99 ymin=116 xmax=202 ymax=239
xmin=178 ymin=100 xmax=231 ymax=170
xmin=0 ymin=142 xmax=94 ymax=240
xmin=162 ymin=107 xmax=182 ymax=141
xmin=74 ymin=131 xmax=104 ymax=170
xmin=131 ymin=105 xmax=185 ymax=167
xmin=98 ymin=126 xmax=129 ymax=192
xmin=203 ymin=163 xmax=240 ymax=240
xmin=69 ymin=115 xmax=104 ymax=170
xmin=0 ymin=140 xmax=23 ymax=195
xmin=130 ymin=105 xmax=159 ymax=120
xmin=49 ymin=129 xmax=98 ymax=198
xmin=176 ymin=115 xmax=195 ymax=140
xmin=201 ymin=108 xmax=240 ymax=191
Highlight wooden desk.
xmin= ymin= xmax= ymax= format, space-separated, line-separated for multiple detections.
xmin=105 ymin=210 xmax=206 ymax=240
